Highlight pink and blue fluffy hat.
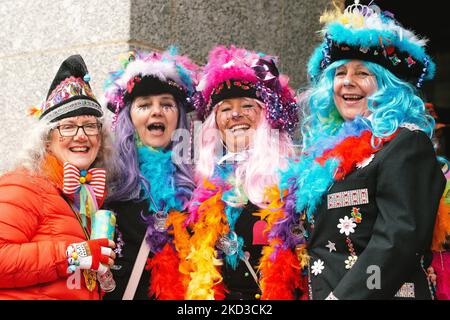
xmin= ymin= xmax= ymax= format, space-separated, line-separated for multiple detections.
xmin=308 ymin=1 xmax=435 ymax=88
xmin=193 ymin=45 xmax=299 ymax=135
xmin=103 ymin=47 xmax=199 ymax=115
xmin=29 ymin=55 xmax=102 ymax=122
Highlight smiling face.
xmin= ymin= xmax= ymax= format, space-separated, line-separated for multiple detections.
xmin=130 ymin=94 xmax=179 ymax=148
xmin=215 ymin=97 xmax=263 ymax=153
xmin=333 ymin=60 xmax=378 ymax=121
xmin=47 ymin=115 xmax=101 ymax=170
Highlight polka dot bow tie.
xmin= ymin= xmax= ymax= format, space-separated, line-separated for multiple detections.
xmin=63 ymin=162 xmax=106 ymax=200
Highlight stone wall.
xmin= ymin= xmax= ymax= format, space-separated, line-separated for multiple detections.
xmin=0 ymin=0 xmax=331 ymax=172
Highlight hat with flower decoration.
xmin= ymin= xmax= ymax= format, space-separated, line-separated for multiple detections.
xmin=103 ymin=47 xmax=199 ymax=119
xmin=192 ymin=45 xmax=299 ymax=135
xmin=28 ymin=55 xmax=103 ymax=122
xmin=307 ymin=0 xmax=435 ymax=88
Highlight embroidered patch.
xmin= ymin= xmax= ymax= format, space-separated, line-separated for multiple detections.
xmin=394 ymin=283 xmax=415 ymax=298
xmin=327 ymin=188 xmax=369 ymax=209
xmin=311 ymin=259 xmax=325 ymax=276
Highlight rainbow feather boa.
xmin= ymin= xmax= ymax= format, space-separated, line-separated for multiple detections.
xmin=185 ymin=164 xmax=307 ymax=300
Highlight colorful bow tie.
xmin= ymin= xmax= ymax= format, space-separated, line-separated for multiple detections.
xmin=63 ymin=162 xmax=106 ymax=199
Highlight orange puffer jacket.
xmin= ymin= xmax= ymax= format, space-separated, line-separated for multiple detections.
xmin=0 ymin=170 xmax=100 ymax=300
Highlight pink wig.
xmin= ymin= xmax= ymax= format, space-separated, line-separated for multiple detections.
xmin=196 ymin=101 xmax=297 ymax=208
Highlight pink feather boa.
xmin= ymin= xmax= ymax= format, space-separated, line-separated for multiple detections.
xmin=432 ymin=252 xmax=450 ymax=300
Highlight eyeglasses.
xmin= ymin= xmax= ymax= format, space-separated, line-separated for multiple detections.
xmin=54 ymin=123 xmax=102 ymax=137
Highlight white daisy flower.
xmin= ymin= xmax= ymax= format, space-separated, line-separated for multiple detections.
xmin=311 ymin=259 xmax=325 ymax=276
xmin=345 ymin=255 xmax=358 ymax=269
xmin=337 ymin=216 xmax=356 ymax=236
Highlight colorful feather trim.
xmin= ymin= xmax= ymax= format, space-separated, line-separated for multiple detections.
xmin=431 ymin=189 xmax=450 ymax=251
xmin=145 ymin=211 xmax=192 ymax=300
xmin=186 ymin=189 xmax=228 ymax=300
xmin=281 ymin=126 xmax=397 ymax=224
xmin=260 ymin=245 xmax=305 ymax=300
xmin=146 ymin=243 xmax=186 ymax=300
xmin=257 ymin=186 xmax=307 ymax=300
xmin=431 ymin=251 xmax=450 ymax=300
xmin=167 ymin=211 xmax=192 ymax=280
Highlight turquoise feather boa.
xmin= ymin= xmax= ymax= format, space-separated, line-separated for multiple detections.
xmin=137 ymin=145 xmax=183 ymax=213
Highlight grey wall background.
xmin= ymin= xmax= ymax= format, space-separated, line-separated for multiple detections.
xmin=0 ymin=0 xmax=332 ymax=172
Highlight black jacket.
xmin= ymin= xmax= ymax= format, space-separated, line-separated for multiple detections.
xmin=305 ymin=128 xmax=446 ymax=300
xmin=103 ymin=200 xmax=151 ymax=300
xmin=221 ymin=202 xmax=263 ymax=300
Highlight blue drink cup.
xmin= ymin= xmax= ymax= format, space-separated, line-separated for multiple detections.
xmin=91 ymin=209 xmax=116 ymax=292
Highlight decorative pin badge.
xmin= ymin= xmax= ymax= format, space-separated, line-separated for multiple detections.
xmin=351 ymin=207 xmax=362 ymax=223
xmin=289 ymin=223 xmax=307 ymax=241
xmin=217 ymin=232 xmax=239 ymax=256
xmin=326 ymin=240 xmax=336 ymax=252
xmin=153 ymin=211 xmax=168 ymax=232
xmin=345 ymin=255 xmax=358 ymax=269
xmin=359 ymin=47 xmax=369 ymax=53
xmin=406 ymin=56 xmax=416 ymax=68
xmin=328 ymin=188 xmax=369 ymax=209
xmin=337 ymin=216 xmax=356 ymax=236
xmin=389 ymin=54 xmax=401 ymax=66
xmin=311 ymin=259 xmax=325 ymax=276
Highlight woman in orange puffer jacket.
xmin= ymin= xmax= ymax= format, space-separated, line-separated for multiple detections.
xmin=0 ymin=55 xmax=116 ymax=299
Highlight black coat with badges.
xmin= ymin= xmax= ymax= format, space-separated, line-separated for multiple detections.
xmin=102 ymin=200 xmax=151 ymax=300
xmin=305 ymin=128 xmax=446 ymax=300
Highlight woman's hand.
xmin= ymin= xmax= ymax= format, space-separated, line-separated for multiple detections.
xmin=66 ymin=238 xmax=116 ymax=274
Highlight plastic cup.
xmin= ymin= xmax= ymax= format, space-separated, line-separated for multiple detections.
xmin=91 ymin=209 xmax=117 ymax=292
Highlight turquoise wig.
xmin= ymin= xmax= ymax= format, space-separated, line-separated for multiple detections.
xmin=301 ymin=59 xmax=435 ymax=151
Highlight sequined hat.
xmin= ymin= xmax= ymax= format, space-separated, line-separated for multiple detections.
xmin=193 ymin=45 xmax=299 ymax=135
xmin=103 ymin=47 xmax=199 ymax=115
xmin=307 ymin=1 xmax=436 ymax=87
xmin=29 ymin=55 xmax=103 ymax=122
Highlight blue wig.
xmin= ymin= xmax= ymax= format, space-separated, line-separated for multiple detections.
xmin=301 ymin=59 xmax=435 ymax=152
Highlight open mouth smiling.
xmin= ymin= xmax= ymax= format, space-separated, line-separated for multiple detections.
xmin=342 ymin=94 xmax=364 ymax=102
xmin=147 ymin=122 xmax=166 ymax=134
xmin=227 ymin=123 xmax=251 ymax=135
xmin=69 ymin=146 xmax=90 ymax=153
